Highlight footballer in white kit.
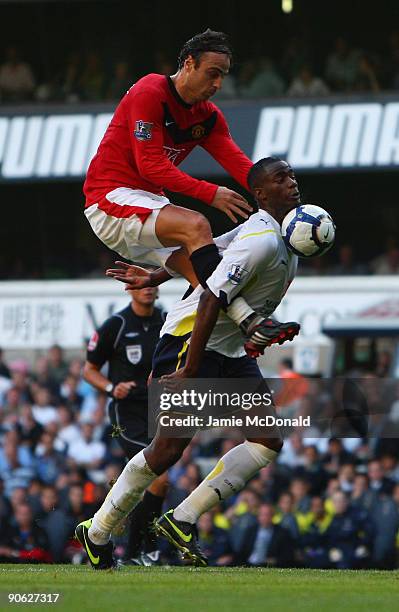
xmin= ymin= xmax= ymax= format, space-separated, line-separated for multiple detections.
xmin=160 ymin=208 xmax=297 ymax=362
xmin=75 ymin=156 xmax=302 ymax=570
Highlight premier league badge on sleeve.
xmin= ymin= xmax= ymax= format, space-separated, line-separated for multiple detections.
xmin=126 ymin=345 xmax=143 ymax=365
xmin=134 ymin=120 xmax=153 ymax=141
xmin=227 ymin=264 xmax=247 ymax=285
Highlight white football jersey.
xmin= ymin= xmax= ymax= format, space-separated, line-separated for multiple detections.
xmin=160 ymin=210 xmax=298 ymax=358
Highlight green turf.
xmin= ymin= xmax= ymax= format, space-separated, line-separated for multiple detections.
xmin=0 ymin=565 xmax=398 ymax=612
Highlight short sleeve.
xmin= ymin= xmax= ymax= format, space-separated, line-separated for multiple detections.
xmin=86 ymin=316 xmax=122 ymax=367
xmin=207 ymin=226 xmax=278 ymax=308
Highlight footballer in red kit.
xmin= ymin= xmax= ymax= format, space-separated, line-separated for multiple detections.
xmin=84 ymin=29 xmax=300 ymax=362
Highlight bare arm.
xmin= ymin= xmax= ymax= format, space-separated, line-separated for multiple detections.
xmin=161 ymin=288 xmax=221 ymax=383
xmin=83 ymin=361 xmax=136 ymax=399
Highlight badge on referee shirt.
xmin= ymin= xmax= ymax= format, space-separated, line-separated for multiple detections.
xmin=126 ymin=344 xmax=142 ymax=365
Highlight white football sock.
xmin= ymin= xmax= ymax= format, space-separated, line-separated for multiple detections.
xmin=89 ymin=450 xmax=157 ymax=545
xmin=173 ymin=441 xmax=278 ymax=524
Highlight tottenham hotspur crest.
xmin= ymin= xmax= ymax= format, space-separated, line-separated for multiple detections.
xmin=134 ymin=120 xmax=153 ymax=141
xmin=126 ymin=344 xmax=142 ymax=365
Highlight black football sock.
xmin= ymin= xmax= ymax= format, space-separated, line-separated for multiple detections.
xmin=141 ymin=490 xmax=165 ymax=553
xmin=125 ymin=501 xmax=145 ymax=559
xmin=190 ymin=244 xmax=221 ymax=289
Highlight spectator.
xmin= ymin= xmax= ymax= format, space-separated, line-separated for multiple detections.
xmin=197 ymin=512 xmax=233 ymax=566
xmin=325 ymin=37 xmax=360 ymax=91
xmin=0 ymin=45 xmax=35 ymax=103
xmin=32 ymin=356 xmax=59 ymax=400
xmin=106 ymin=60 xmax=132 ymax=101
xmin=79 ymin=52 xmax=105 ymax=101
xmin=351 ymin=473 xmax=375 ymax=511
xmin=59 ymin=374 xmax=83 ymax=412
xmin=352 ymin=54 xmax=381 ymax=93
xmin=236 ymin=503 xmax=295 ymax=567
xmin=369 ymin=493 xmax=399 ymax=569
xmin=16 ymin=405 xmax=43 ymax=451
xmin=329 ymin=245 xmax=369 ymax=275
xmin=56 ymin=51 xmax=82 ymax=103
xmin=67 ymin=421 xmax=106 ymax=471
xmin=367 ymin=460 xmax=395 ymax=495
xmin=370 ymin=239 xmax=399 ymax=274
xmin=36 ymin=486 xmax=71 ymax=562
xmin=31 ymin=387 xmax=57 ymax=427
xmin=0 ymin=503 xmax=51 ymax=563
xmin=295 ymin=445 xmax=328 ymax=495
xmin=300 ymin=496 xmax=332 ymax=568
xmin=325 ymin=491 xmax=372 ymax=569
xmin=55 ymin=405 xmax=80 ymax=450
xmin=47 ymin=345 xmax=68 ymax=387
xmin=322 ymin=438 xmax=355 ymax=474
xmin=288 ymin=64 xmax=329 ymax=97
xmin=241 ymin=57 xmax=284 ymax=98
xmin=289 ymin=478 xmax=311 ymax=513
xmin=34 ymin=432 xmax=65 ymax=485
xmin=273 ymin=492 xmax=300 ymax=539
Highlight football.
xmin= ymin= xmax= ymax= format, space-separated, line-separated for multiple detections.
xmin=281 ymin=204 xmax=336 ymax=257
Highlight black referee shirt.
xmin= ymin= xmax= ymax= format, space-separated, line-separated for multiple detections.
xmin=86 ymin=304 xmax=164 ymax=406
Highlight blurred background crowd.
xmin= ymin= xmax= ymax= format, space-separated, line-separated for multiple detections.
xmin=0 ymin=345 xmax=398 ymax=569
xmin=1 ymin=32 xmax=399 ymax=105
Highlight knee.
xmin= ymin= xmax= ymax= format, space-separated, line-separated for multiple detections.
xmin=189 ymin=213 xmax=211 ymax=240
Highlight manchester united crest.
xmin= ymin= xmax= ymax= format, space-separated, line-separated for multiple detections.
xmin=191 ymin=124 xmax=206 ymax=139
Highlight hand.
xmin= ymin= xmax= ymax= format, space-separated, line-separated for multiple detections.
xmin=211 ymin=187 xmax=252 ymax=223
xmin=106 ymin=261 xmax=152 ymax=289
xmin=160 ymin=368 xmax=195 ymax=392
xmin=113 ymin=381 xmax=137 ymax=399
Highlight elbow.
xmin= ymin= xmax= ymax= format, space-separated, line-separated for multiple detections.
xmin=82 ymin=362 xmax=92 ymax=383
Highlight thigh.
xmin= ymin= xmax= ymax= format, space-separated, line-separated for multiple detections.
xmin=154 ymin=204 xmax=211 ymax=248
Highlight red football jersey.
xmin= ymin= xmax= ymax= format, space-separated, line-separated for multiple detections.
xmin=84 ymin=74 xmax=253 ymax=207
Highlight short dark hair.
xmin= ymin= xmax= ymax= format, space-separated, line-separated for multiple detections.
xmin=247 ymin=156 xmax=283 ymax=190
xmin=177 ymin=29 xmax=233 ymax=69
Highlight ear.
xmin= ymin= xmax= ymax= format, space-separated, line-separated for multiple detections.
xmin=253 ymin=187 xmax=263 ymax=201
xmin=184 ymin=55 xmax=195 ymax=72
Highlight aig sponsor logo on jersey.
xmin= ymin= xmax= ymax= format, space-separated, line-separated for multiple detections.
xmin=227 ymin=264 xmax=247 ymax=285
xmin=126 ymin=344 xmax=142 ymax=364
xmin=134 ymin=120 xmax=153 ymax=141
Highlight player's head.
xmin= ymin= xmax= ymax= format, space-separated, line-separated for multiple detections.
xmin=248 ymin=157 xmax=301 ymax=223
xmin=177 ymin=29 xmax=232 ymax=101
xmin=128 ymin=286 xmax=158 ymax=306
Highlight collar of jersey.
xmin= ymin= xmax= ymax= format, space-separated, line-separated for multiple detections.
xmin=166 ymin=76 xmax=193 ymax=109
xmin=257 ymin=209 xmax=281 ymax=233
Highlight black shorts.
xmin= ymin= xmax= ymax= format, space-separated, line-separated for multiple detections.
xmin=152 ymin=333 xmax=264 ymax=380
xmin=108 ymin=400 xmax=151 ymax=460
xmin=150 ymin=334 xmax=280 ymax=439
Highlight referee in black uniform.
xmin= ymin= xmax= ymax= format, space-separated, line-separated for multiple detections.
xmin=83 ymin=285 xmax=167 ymax=565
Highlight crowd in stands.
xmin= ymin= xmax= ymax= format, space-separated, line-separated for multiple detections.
xmin=1 ymin=32 xmax=399 ymax=104
xmin=0 ymin=345 xmax=399 ymax=568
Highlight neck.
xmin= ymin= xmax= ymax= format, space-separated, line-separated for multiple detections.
xmin=170 ymin=71 xmax=196 ymax=105
xmin=258 ymin=203 xmax=283 ymax=224
xmin=131 ymin=301 xmax=154 ymax=317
